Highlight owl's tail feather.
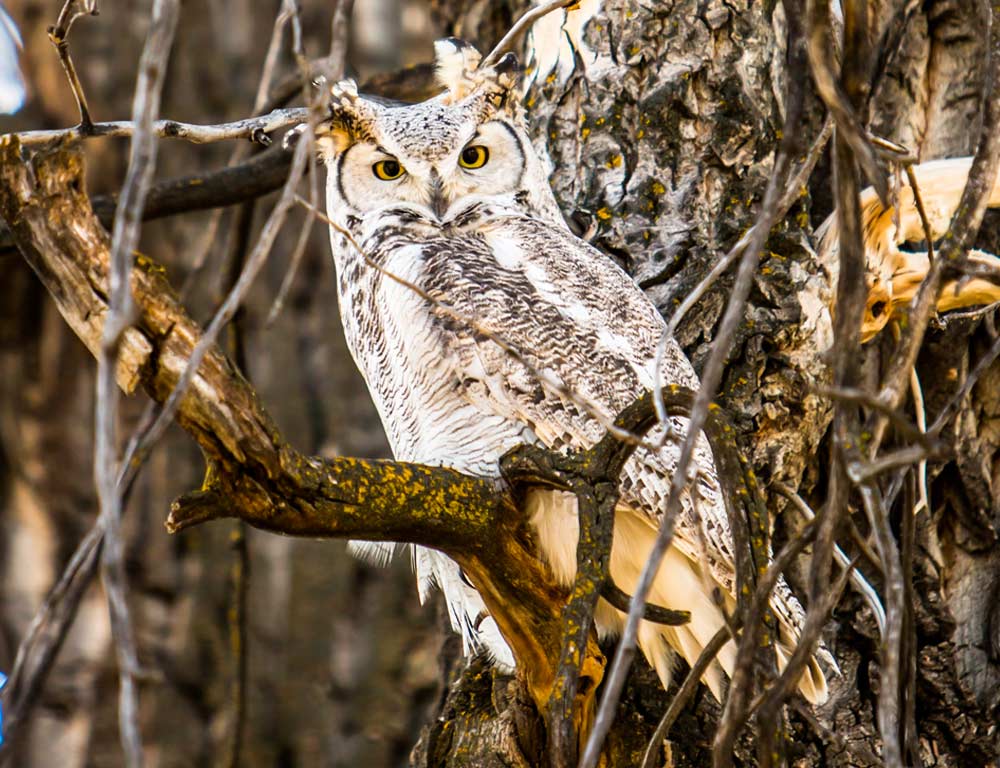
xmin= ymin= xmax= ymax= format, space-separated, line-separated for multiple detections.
xmin=528 ymin=491 xmax=832 ymax=706
xmin=606 ymin=509 xmax=832 ymax=705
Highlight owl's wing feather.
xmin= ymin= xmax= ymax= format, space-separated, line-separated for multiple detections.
xmin=362 ymin=211 xmax=830 ymax=701
xmin=413 ymin=215 xmax=737 ymax=592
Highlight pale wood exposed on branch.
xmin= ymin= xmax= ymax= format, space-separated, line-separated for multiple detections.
xmin=5 ymin=107 xmax=309 ymax=147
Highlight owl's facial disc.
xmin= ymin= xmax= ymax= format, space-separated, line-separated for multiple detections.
xmin=334 ymin=119 xmax=527 ymax=222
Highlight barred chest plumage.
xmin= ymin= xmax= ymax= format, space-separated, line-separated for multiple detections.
xmin=331 ymin=208 xmax=541 ymax=477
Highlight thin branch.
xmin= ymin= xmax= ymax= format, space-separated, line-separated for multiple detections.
xmin=904 ymin=163 xmax=935 ymax=264
xmin=265 ymin=135 xmax=318 ymax=327
xmin=481 ymin=0 xmax=580 ymax=68
xmin=96 ymin=2 xmax=179 ymax=765
xmin=774 ymin=482 xmax=886 ymax=634
xmin=47 ymin=0 xmax=98 ymax=129
xmin=814 ymin=384 xmax=937 ymax=451
xmin=582 ymin=1 xmax=812 ymax=762
xmin=220 ymin=168 xmax=257 ymax=768
xmin=640 ymin=622 xmax=739 ymax=768
xmin=900 ymin=474 xmax=922 ymax=765
xmin=5 ymin=107 xmax=308 ymax=148
xmin=846 ymin=443 xmax=940 ymax=484
xmin=253 ymin=0 xmax=298 ymax=112
xmin=751 ymin=550 xmax=858 ymax=737
xmin=714 ymin=502 xmax=819 ymax=764
xmin=859 ymin=484 xmax=905 ymax=768
xmin=266 ymin=0 xmax=354 ymax=326
xmin=804 ymin=0 xmax=888 ymax=202
xmin=599 ymin=581 xmax=690 ymax=626
xmin=928 ymin=326 xmax=1000 ymax=435
xmin=324 ymin=0 xmax=354 ymax=79
xmin=0 ymin=526 xmax=103 ymax=753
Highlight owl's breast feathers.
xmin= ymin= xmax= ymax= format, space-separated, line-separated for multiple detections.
xmin=334 ymin=208 xmax=832 ymax=703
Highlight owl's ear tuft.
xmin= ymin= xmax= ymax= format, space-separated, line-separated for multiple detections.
xmin=317 ymin=79 xmax=378 ymax=161
xmin=434 ymin=37 xmax=483 ymax=103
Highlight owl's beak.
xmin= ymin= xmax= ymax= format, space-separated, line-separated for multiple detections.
xmin=428 ymin=169 xmax=449 ymax=219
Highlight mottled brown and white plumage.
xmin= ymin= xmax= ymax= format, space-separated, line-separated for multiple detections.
xmin=319 ymin=39 xmax=831 ymax=703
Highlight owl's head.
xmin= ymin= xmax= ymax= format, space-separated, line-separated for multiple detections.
xmin=318 ymin=39 xmax=561 ymax=227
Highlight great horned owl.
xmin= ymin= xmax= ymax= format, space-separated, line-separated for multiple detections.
xmin=318 ymin=39 xmax=830 ymax=704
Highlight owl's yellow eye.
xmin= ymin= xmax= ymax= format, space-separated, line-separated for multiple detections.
xmin=373 ymin=159 xmax=405 ymax=180
xmin=459 ymin=145 xmax=489 ymax=169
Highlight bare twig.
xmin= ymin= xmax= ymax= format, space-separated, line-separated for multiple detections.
xmin=6 ymin=107 xmax=308 ymax=147
xmin=96 ymin=2 xmax=180 ymax=765
xmin=265 ymin=0 xmax=350 ymax=327
xmin=599 ymin=581 xmax=690 ymax=626
xmin=325 ymin=0 xmax=354 ymax=78
xmin=847 ymin=443 xmax=939 ymax=484
xmin=904 ymin=163 xmax=935 ymax=264
xmin=253 ymin=0 xmax=299 ymax=111
xmin=48 ymin=0 xmax=98 ymax=128
xmin=220 ymin=184 xmax=256 ymax=768
xmin=733 ymin=5 xmax=874 ymax=766
xmin=752 ymin=551 xmax=859 ymax=763
xmin=714 ymin=497 xmax=820 ymax=763
xmin=481 ymin=0 xmax=580 ymax=69
xmin=184 ymin=0 xmax=310 ymax=306
xmin=859 ymin=484 xmax=904 ymax=768
xmin=265 ymin=151 xmax=316 ymax=326
xmin=928 ymin=326 xmax=1000 ymax=435
xmin=805 ymin=0 xmax=888 ymax=202
xmin=0 ymin=526 xmax=103 ymax=755
xmin=814 ymin=384 xmax=937 ymax=451
xmin=774 ymin=482 xmax=886 ymax=634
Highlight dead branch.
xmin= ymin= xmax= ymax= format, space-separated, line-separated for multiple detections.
xmin=48 ymin=0 xmax=98 ymax=129
xmin=5 ymin=107 xmax=308 ymax=147
xmin=95 ymin=2 xmax=180 ymax=764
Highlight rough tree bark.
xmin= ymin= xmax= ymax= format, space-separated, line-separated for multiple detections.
xmin=412 ymin=1 xmax=1000 ymax=766
xmin=0 ymin=1 xmax=998 ymax=767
